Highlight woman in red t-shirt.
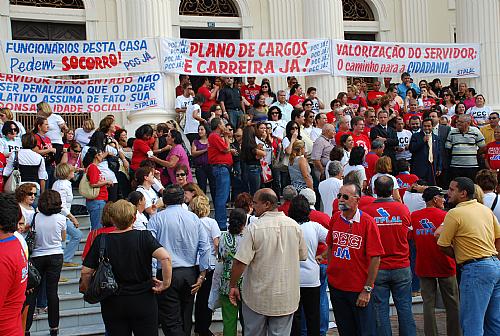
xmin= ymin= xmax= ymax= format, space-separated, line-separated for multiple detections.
xmin=197 ymin=77 xmax=219 ymax=120
xmin=130 ymin=124 xmax=155 ymax=172
xmin=289 ymin=84 xmax=305 ymax=109
xmin=83 ymin=147 xmax=112 ymax=230
xmin=33 ymin=116 xmax=57 ymax=188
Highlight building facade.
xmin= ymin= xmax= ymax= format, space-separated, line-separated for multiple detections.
xmin=0 ymin=0 xmax=498 ymax=132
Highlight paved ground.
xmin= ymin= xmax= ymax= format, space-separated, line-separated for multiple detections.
xmin=213 ymin=312 xmax=448 ymax=336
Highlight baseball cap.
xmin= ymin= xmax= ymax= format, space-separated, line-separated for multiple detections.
xmin=422 ymin=186 xmax=447 ymax=202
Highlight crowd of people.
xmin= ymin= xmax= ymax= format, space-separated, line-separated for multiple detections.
xmin=0 ymin=72 xmax=499 ymax=336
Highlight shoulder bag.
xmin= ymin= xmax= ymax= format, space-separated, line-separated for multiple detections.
xmin=4 ymin=151 xmax=21 ymax=192
xmin=79 ymin=169 xmax=99 ymax=200
xmin=25 ymin=213 xmax=41 ymax=291
xmin=83 ymin=234 xmax=119 ymax=304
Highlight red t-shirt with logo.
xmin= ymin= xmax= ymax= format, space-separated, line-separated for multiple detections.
xmin=335 ymin=131 xmax=351 ymax=146
xmin=485 ymin=141 xmax=500 ymax=170
xmin=289 ymin=94 xmax=305 ymax=108
xmin=410 ymin=208 xmax=456 ymax=277
xmin=310 ymin=210 xmax=331 ymax=265
xmin=352 ymin=133 xmax=371 ymax=152
xmin=208 ymin=132 xmax=233 ymax=166
xmin=240 ymin=84 xmax=261 ymax=106
xmin=367 ymin=90 xmax=385 ymax=110
xmin=326 ymin=111 xmax=336 ymax=124
xmin=396 ymin=172 xmax=419 ymax=201
xmin=422 ymin=97 xmax=436 ymax=110
xmin=332 ymin=195 xmax=376 ymax=216
xmin=198 ymin=86 xmax=216 ymax=112
xmin=0 ymin=235 xmax=28 ymax=336
xmin=364 ymin=152 xmax=379 ymax=183
xmin=347 ymin=96 xmax=368 ymax=112
xmin=326 ymin=211 xmax=384 ymax=292
xmin=360 ymin=200 xmax=411 ymax=270
xmin=403 ymin=112 xmax=423 ymax=126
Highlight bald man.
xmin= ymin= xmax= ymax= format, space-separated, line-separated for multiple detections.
xmin=312 ymin=124 xmax=336 ymax=181
xmin=229 ymin=188 xmax=307 ymax=335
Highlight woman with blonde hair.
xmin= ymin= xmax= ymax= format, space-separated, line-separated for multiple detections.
xmin=288 ymin=140 xmax=313 ymax=191
xmin=0 ymin=107 xmax=26 ymax=138
xmin=190 ymin=195 xmax=221 ymax=336
xmin=80 ymin=199 xmax=172 ymax=336
xmin=183 ymin=182 xmax=207 ymax=205
xmin=370 ymin=156 xmax=401 ymax=202
xmin=74 ymin=118 xmax=96 ymax=147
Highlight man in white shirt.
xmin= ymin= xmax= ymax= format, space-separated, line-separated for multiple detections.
xmin=271 ymin=90 xmax=294 ymax=123
xmin=310 ymin=113 xmax=328 ymax=142
xmin=395 ymin=117 xmax=412 ymax=161
xmin=175 ymin=83 xmax=194 ymax=128
xmin=319 ymin=160 xmax=343 ymax=216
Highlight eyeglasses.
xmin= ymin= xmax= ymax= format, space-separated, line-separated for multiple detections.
xmin=176 ymin=173 xmax=187 ymax=177
xmin=227 ymin=128 xmax=233 ymax=132
xmin=247 ymin=118 xmax=252 ymax=122
xmin=304 ymin=103 xmax=313 ymax=106
xmin=271 ymin=112 xmax=280 ymax=115
xmin=337 ymin=193 xmax=351 ymax=200
xmin=215 ymin=107 xmax=222 ymax=111
xmin=9 ymin=128 xmax=18 ymax=133
xmin=26 ymin=192 xmax=36 ymax=196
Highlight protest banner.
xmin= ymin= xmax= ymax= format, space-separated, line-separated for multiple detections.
xmin=1 ymin=39 xmax=160 ymax=76
xmin=161 ymin=38 xmax=332 ymax=76
xmin=332 ymin=40 xmax=480 ymax=78
xmin=0 ymin=73 xmax=165 ymax=113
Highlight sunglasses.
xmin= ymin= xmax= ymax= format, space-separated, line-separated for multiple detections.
xmin=176 ymin=173 xmax=187 ymax=177
xmin=291 ymin=126 xmax=298 ymax=130
xmin=489 ymin=117 xmax=498 ymax=120
xmin=337 ymin=193 xmax=351 ymax=200
xmin=271 ymin=112 xmax=280 ymax=115
xmin=227 ymin=128 xmax=233 ymax=131
xmin=26 ymin=192 xmax=36 ymax=196
xmin=304 ymin=104 xmax=313 ymax=106
xmin=247 ymin=118 xmax=252 ymax=122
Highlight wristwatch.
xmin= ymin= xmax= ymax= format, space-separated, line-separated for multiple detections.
xmin=363 ymin=285 xmax=373 ymax=293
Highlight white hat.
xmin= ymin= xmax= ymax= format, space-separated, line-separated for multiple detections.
xmin=299 ymin=188 xmax=316 ymax=206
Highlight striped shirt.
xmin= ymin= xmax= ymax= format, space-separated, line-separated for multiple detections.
xmin=445 ymin=126 xmax=485 ymax=167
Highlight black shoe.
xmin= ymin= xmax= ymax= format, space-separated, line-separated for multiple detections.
xmin=49 ymin=328 xmax=59 ymax=336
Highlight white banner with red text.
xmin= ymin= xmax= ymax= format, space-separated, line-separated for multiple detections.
xmin=160 ymin=38 xmax=332 ymax=76
xmin=0 ymin=73 xmax=164 ymax=113
xmin=1 ymin=39 xmax=160 ymax=76
xmin=332 ymin=40 xmax=480 ymax=78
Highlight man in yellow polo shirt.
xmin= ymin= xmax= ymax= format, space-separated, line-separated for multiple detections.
xmin=437 ymin=177 xmax=500 ymax=336
xmin=481 ymin=112 xmax=499 ymax=144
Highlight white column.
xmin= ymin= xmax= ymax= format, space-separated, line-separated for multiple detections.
xmin=401 ymin=0 xmax=429 ymax=43
xmin=302 ymin=0 xmax=346 ymax=109
xmin=456 ymin=0 xmax=500 ymax=110
xmin=116 ymin=0 xmax=176 ymax=133
xmin=0 ymin=0 xmax=11 ymax=74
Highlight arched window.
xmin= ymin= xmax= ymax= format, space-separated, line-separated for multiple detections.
xmin=179 ymin=0 xmax=239 ymax=17
xmin=342 ymin=0 xmax=375 ymax=21
xmin=9 ymin=0 xmax=84 ymax=9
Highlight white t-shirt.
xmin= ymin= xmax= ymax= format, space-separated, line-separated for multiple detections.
xmin=442 ymin=104 xmax=456 ymax=117
xmin=256 ymin=137 xmax=272 ymax=165
xmin=370 ymin=173 xmax=399 ymax=197
xmin=299 ymin=221 xmax=328 ymax=287
xmin=269 ymin=120 xmax=286 ymax=140
xmin=343 ymin=164 xmax=366 ymax=182
xmin=133 ymin=211 xmax=149 ymax=230
xmin=175 ymin=95 xmax=193 ymax=111
xmin=52 ymin=179 xmax=73 ymax=216
xmin=403 ymin=191 xmax=426 ymax=213
xmin=184 ymin=103 xmax=201 ymax=135
xmin=396 ymin=129 xmax=412 ymax=160
xmin=14 ymin=121 xmax=26 ymax=139
xmin=31 ymin=213 xmax=67 ymax=257
xmin=200 ymin=217 xmax=221 ymax=269
xmin=46 ymin=114 xmax=65 ymax=145
xmin=318 ymin=177 xmax=343 ymax=217
xmin=20 ymin=205 xmax=36 ymax=228
xmin=467 ymin=106 xmax=492 ymax=125
xmin=310 ymin=127 xmax=322 ymax=142
xmin=0 ymin=137 xmax=21 ymax=157
xmin=74 ymin=128 xmax=95 ymax=147
xmin=483 ymin=192 xmax=500 ymax=221
xmin=137 ymin=185 xmax=159 ymax=215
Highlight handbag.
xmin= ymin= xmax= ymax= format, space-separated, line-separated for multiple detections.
xmin=83 ymin=234 xmax=119 ymax=304
xmin=79 ymin=172 xmax=99 ymax=200
xmin=4 ymin=151 xmax=21 ymax=192
xmin=26 ymin=259 xmax=42 ymax=291
xmin=25 ymin=213 xmax=38 ymax=255
xmin=272 ymin=142 xmax=286 ymax=171
xmin=260 ymin=158 xmax=273 ymax=183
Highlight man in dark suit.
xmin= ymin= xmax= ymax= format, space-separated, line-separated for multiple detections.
xmin=425 ymin=109 xmax=451 ymax=188
xmin=409 ymin=118 xmax=442 ymax=185
xmin=370 ymin=110 xmax=399 ymax=168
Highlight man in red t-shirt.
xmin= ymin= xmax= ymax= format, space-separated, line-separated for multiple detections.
xmin=335 ymin=116 xmax=351 ymax=145
xmin=367 ymin=81 xmax=385 ymax=111
xmin=410 ymin=187 xmax=460 ymax=336
xmin=351 ymin=116 xmax=371 ymax=152
xmin=403 ymin=99 xmax=423 ymax=127
xmin=363 ymin=108 xmax=377 ymax=138
xmin=395 ymin=160 xmax=420 ymax=201
xmin=360 ymin=175 xmax=416 ymax=334
xmin=326 ymin=99 xmax=341 ymax=124
xmin=0 ymin=193 xmax=28 ymax=336
xmin=240 ymin=77 xmax=261 ymax=109
xmin=208 ymin=118 xmax=233 ymax=230
xmin=485 ymin=125 xmax=500 ymax=170
xmin=364 ymin=139 xmax=385 ymax=183
xmin=175 ymin=74 xmax=190 ymax=97
xmin=278 ymin=185 xmax=298 ymax=215
xmin=326 ymin=183 xmax=384 ymax=335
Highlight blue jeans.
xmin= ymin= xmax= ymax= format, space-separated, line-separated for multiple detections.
xmin=300 ymin=264 xmax=329 ymax=336
xmin=212 ymin=165 xmax=231 ymax=230
xmin=86 ymin=199 xmax=106 ymax=230
xmin=241 ymin=162 xmax=261 ymax=196
xmin=409 ymin=240 xmax=420 ymax=292
xmin=195 ymin=164 xmax=216 ymax=199
xmin=63 ymin=219 xmax=83 ymax=263
xmin=460 ymin=257 xmax=500 ymax=336
xmin=373 ymin=267 xmax=416 ymax=336
xmin=228 ymin=109 xmax=243 ymax=129
xmin=231 ymin=161 xmax=244 ymax=202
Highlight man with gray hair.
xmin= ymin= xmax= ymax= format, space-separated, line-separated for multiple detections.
xmin=271 ymin=89 xmax=294 ymax=122
xmin=445 ymin=113 xmax=486 ymax=181
xmin=318 ymin=160 xmax=343 ymax=217
xmin=278 ymin=185 xmax=298 ymax=215
xmin=365 ymin=138 xmax=385 ymax=182
xmin=312 ymin=124 xmax=336 ymax=181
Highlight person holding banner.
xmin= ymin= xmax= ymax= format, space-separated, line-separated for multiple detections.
xmin=218 ymin=77 xmax=244 ymax=129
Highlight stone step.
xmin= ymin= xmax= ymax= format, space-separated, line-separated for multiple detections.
xmin=30 ymin=307 xmax=103 ymax=333
xmin=57 ymin=277 xmax=81 ymax=295
xmin=59 ymin=293 xmax=100 ymax=310
xmin=31 ymin=324 xmax=105 ymax=336
xmin=61 ymin=265 xmax=82 ymax=279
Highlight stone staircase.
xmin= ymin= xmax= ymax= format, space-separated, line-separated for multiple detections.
xmin=29 ymin=192 xmax=425 ymax=335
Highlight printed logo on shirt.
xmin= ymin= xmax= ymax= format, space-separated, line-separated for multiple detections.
xmin=396 ymin=178 xmax=410 ymax=189
xmin=374 ymin=207 xmax=402 ymax=226
xmin=20 ymin=246 xmax=28 ymax=284
xmin=331 ymin=231 xmax=362 ymax=249
xmin=416 ymin=218 xmax=436 ymax=236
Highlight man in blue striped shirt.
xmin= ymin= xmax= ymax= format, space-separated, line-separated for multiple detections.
xmin=148 ymin=185 xmax=210 ymax=336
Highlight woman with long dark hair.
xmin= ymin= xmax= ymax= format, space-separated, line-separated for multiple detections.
xmin=191 ymin=123 xmax=215 ymax=197
xmin=33 ymin=116 xmax=57 ymax=188
xmin=240 ymin=125 xmax=264 ymax=195
xmin=248 ymin=93 xmax=268 ymax=123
